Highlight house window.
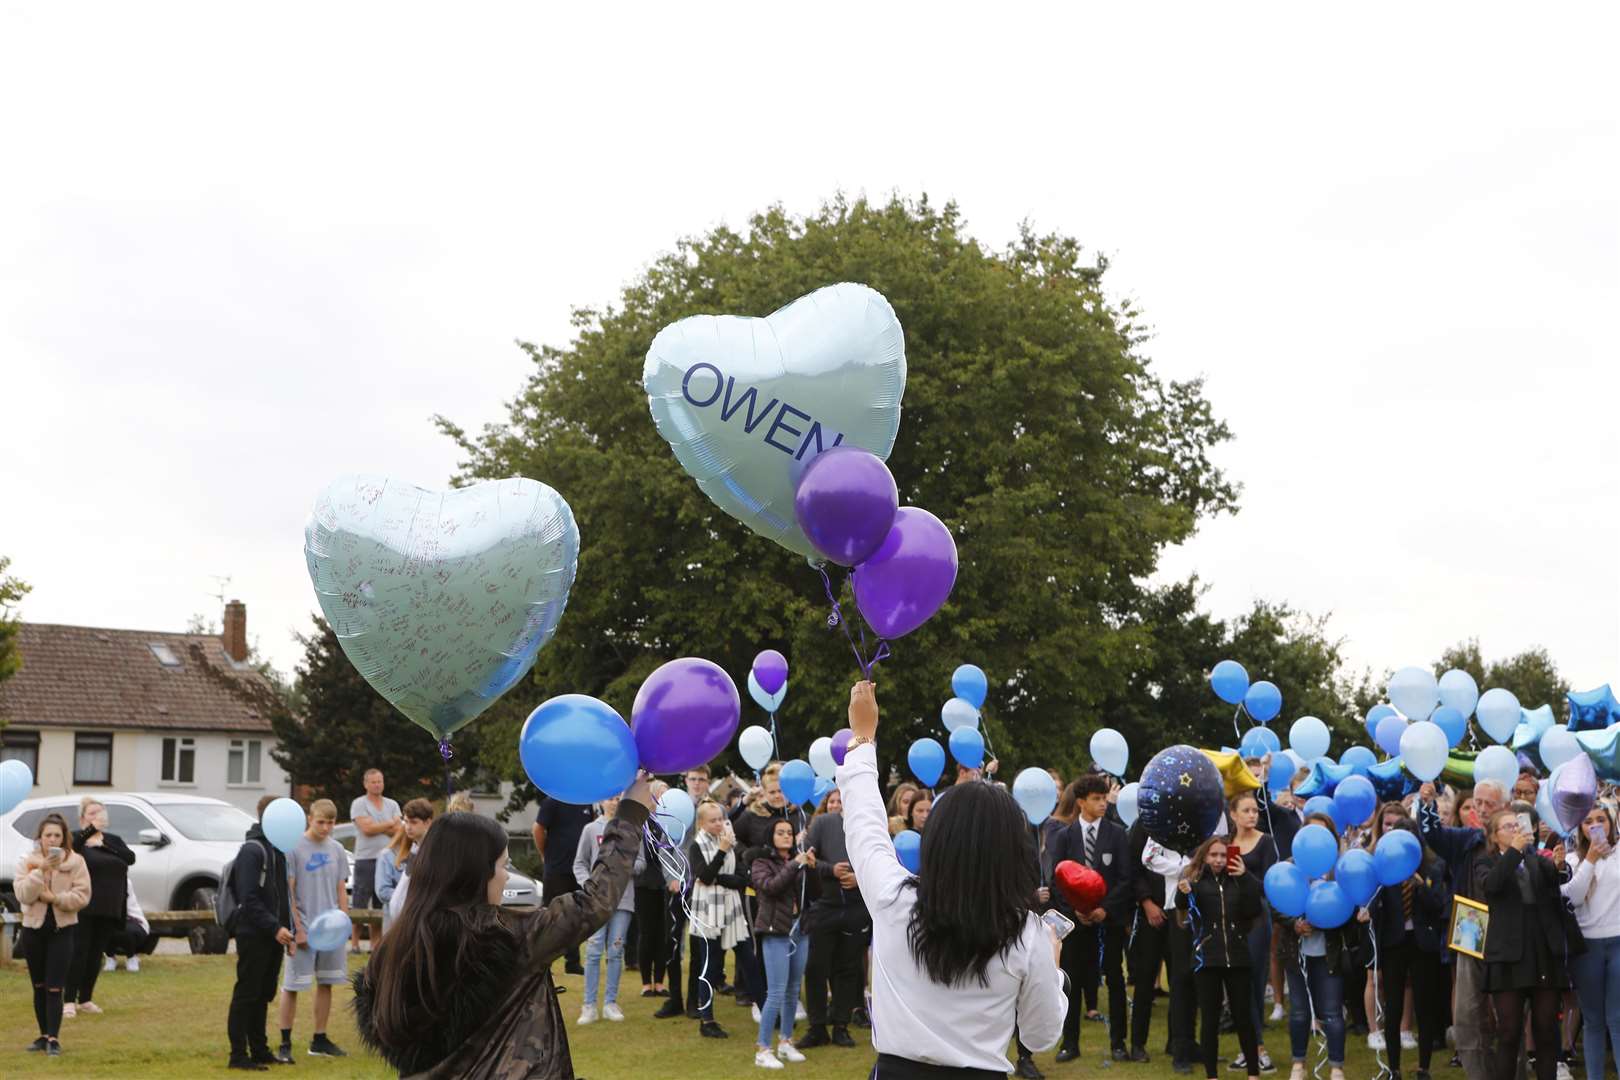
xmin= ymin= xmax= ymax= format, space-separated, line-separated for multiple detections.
xmin=73 ymin=732 xmax=113 ymax=786
xmin=161 ymin=737 xmax=196 ymax=784
xmin=1 ymin=729 xmax=40 ymax=778
xmin=228 ymin=739 xmax=262 ymax=785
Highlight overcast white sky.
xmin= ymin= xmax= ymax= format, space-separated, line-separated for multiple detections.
xmin=3 ymin=5 xmax=1615 ymax=703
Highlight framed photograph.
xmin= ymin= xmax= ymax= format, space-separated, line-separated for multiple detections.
xmin=1448 ymin=895 xmax=1489 ymax=959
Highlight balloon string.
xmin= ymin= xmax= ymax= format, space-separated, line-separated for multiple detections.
xmin=438 ymin=739 xmax=454 ymax=797
xmin=644 ymin=822 xmax=721 ymax=1017
xmin=1186 ymin=890 xmax=1204 ymax=972
xmin=1368 ymin=890 xmax=1389 ymax=1080
xmin=817 ymin=567 xmax=888 ymax=680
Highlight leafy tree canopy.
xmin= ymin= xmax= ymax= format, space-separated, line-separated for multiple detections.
xmin=0 ymin=556 xmax=30 ymax=692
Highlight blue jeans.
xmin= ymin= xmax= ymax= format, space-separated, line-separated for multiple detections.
xmin=1571 ymin=934 xmax=1620 ymax=1080
xmin=583 ymin=909 xmax=632 ymax=1008
xmin=758 ymin=930 xmax=808 ymax=1048
xmin=1285 ymin=953 xmax=1345 ymax=1066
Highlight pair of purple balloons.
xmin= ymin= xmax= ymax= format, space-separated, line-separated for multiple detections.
xmin=793 ymin=447 xmax=958 ymax=639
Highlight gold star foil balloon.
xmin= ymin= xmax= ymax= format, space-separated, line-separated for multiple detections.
xmin=1201 ymin=749 xmax=1261 ymax=799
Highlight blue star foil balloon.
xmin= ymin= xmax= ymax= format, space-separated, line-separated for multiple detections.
xmin=304 ymin=475 xmax=579 ymax=740
xmin=1370 ymin=758 xmax=1418 ymax=802
xmin=1137 ymin=745 xmax=1225 ymax=854
xmin=1511 ymin=704 xmax=1556 ymax=751
xmin=1575 ymin=723 xmax=1620 ymax=782
xmin=1569 ymin=685 xmax=1620 ymax=732
xmin=1294 ymin=760 xmax=1354 ymax=799
xmin=643 ymin=282 xmax=907 ymax=560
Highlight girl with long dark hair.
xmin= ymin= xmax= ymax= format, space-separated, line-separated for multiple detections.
xmin=1364 ymin=813 xmax=1450 ymax=1080
xmin=750 ymin=817 xmax=815 ymax=1068
xmin=1176 ymin=834 xmax=1262 ymax=1080
xmin=836 ymin=682 xmax=1066 ymax=1078
xmin=1227 ymin=790 xmax=1277 ymax=1073
xmin=1565 ymin=803 xmax=1620 ymax=1080
xmin=14 ymin=813 xmax=91 ymax=1056
xmin=352 ymin=775 xmax=653 ymax=1079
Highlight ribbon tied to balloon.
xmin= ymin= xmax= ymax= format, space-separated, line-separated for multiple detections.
xmin=304 ymin=475 xmax=579 ymax=743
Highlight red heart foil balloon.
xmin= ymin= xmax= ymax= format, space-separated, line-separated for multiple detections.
xmin=1054 ymin=860 xmax=1106 ymax=915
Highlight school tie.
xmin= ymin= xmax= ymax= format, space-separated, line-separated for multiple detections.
xmin=1085 ymin=823 xmax=1097 ymax=868
xmin=1402 ymin=879 xmax=1415 ymax=922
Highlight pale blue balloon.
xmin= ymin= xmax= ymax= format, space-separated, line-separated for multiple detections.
xmin=656 ymin=788 xmax=696 ymax=840
xmin=808 ymin=737 xmax=836 ymax=780
xmin=894 ymin=829 xmax=922 ymax=873
xmin=1477 ymin=688 xmax=1521 ymax=744
xmin=1438 ymin=669 xmax=1480 ymax=717
xmin=1387 ymin=666 xmax=1439 ymax=723
xmin=306 ymin=909 xmax=353 ymax=952
xmin=748 ymin=670 xmax=787 ymax=713
xmin=952 ymin=664 xmax=988 ymax=709
xmin=643 ymin=282 xmax=907 ymax=559
xmin=261 ymin=797 xmax=307 ymax=854
xmin=1399 ymin=720 xmax=1448 ymax=782
xmin=1290 ymin=716 xmax=1331 ymax=761
xmin=1240 ymin=726 xmax=1282 ymax=758
xmin=738 ymin=725 xmax=775 ymax=771
xmin=0 ymin=759 xmax=32 ymax=815
xmin=1540 ymin=724 xmax=1580 ymax=772
xmin=1013 ymin=767 xmax=1059 ymax=826
xmin=779 ymin=760 xmax=816 ymax=806
xmin=1090 ymin=728 xmax=1129 ymax=777
xmin=1474 ymin=744 xmax=1519 ymax=791
xmin=1340 ymin=746 xmax=1377 ymax=776
xmin=1364 ymin=703 xmax=1399 ymax=739
xmin=304 ymin=475 xmax=579 ymax=740
xmin=941 ymin=697 xmax=980 ymax=732
xmin=1512 ymin=704 xmax=1556 ymax=751
xmin=1117 ymin=782 xmax=1140 ymax=827
xmin=812 ymin=777 xmax=836 ymax=805
xmin=1375 ymin=714 xmax=1408 ymax=757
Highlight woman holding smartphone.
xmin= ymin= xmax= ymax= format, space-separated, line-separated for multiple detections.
xmin=1565 ymin=804 xmax=1620 ymax=1080
xmin=1176 ymin=834 xmax=1263 ymax=1080
xmin=1227 ymin=791 xmax=1278 ymax=1074
xmin=14 ymin=813 xmax=92 ymax=1056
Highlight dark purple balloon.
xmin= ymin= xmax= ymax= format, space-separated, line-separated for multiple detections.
xmin=631 ymin=657 xmax=741 ymax=773
xmin=793 ymin=447 xmax=899 ymax=567
xmin=752 ymin=648 xmax=789 ymax=695
xmin=830 ymin=728 xmax=854 ymax=766
xmin=850 ymin=507 xmax=958 ymax=639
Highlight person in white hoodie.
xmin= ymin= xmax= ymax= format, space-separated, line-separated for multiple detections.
xmin=1564 ymin=804 xmax=1620 ymax=1080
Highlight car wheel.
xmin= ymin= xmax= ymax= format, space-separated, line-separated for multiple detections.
xmin=188 ymin=884 xmax=229 ymax=955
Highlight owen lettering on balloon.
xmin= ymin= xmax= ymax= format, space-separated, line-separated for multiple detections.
xmin=680 ymin=362 xmax=848 ymax=462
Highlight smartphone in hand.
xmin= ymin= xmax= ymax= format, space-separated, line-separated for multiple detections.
xmin=1041 ymin=909 xmax=1076 ymax=941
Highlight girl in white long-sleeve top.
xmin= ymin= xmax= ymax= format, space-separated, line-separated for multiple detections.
xmin=834 ymin=682 xmax=1068 ymax=1079
xmin=1564 ymin=804 xmax=1620 ymax=1080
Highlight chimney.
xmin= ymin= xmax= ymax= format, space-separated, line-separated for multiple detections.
xmin=223 ymin=599 xmax=248 ymax=662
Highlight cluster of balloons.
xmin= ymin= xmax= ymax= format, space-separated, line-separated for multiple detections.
xmin=0 ymin=759 xmax=33 ymax=815
xmin=748 ymin=649 xmax=788 ymax=713
xmin=1263 ymin=825 xmax=1422 ymax=930
xmin=1209 ymin=660 xmax=1282 ymax=723
xmin=938 ymin=664 xmax=988 ymax=768
xmin=520 ymin=657 xmax=741 ymax=805
xmin=796 ymin=448 xmax=957 ymax=639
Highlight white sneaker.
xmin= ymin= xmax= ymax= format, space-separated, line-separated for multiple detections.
xmin=577 ymin=1005 xmax=599 ymax=1025
xmin=795 ymin=1001 xmax=807 ymax=1022
xmin=1270 ymin=1003 xmax=1286 ymax=1022
xmin=751 ymin=1004 xmax=762 ymax=1022
xmin=1400 ymin=1030 xmax=1418 ymax=1050
xmin=1556 ymin=1062 xmax=1573 ymax=1080
xmin=754 ymin=1048 xmax=786 ymax=1070
xmin=1367 ymin=1031 xmax=1385 ymax=1050
xmin=62 ymin=1003 xmax=76 ymax=1019
xmin=103 ymin=957 xmax=117 ymax=973
xmin=126 ymin=957 xmax=140 ymax=972
xmin=777 ymin=1040 xmax=806 ymax=1063
xmin=602 ymin=1003 xmax=624 ymax=1022
xmin=78 ymin=1002 xmax=103 ymax=1015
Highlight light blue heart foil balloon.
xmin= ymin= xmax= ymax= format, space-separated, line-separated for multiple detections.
xmin=643 ymin=282 xmax=906 ymax=559
xmin=304 ymin=475 xmax=579 ymax=740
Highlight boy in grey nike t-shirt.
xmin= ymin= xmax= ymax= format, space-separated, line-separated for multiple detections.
xmin=275 ymin=799 xmax=350 ymax=1060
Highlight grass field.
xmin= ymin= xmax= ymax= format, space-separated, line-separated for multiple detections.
xmin=1 ymin=953 xmax=1393 ymax=1078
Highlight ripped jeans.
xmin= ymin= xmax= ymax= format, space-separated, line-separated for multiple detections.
xmin=583 ymin=909 xmax=633 ymax=1008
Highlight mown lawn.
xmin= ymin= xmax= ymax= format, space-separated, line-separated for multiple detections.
xmin=1 ymin=953 xmax=1391 ymax=1078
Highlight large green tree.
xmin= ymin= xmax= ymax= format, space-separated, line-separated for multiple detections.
xmin=0 ymin=556 xmax=30 ymax=692
xmin=439 ymin=195 xmax=1238 ymax=789
xmin=270 ymin=617 xmax=488 ymax=805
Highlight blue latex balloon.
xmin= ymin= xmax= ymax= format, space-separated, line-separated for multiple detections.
xmin=779 ymin=759 xmax=816 ymax=807
xmin=1268 ymin=754 xmax=1299 ymax=795
xmin=1245 ymin=680 xmax=1282 ymax=723
xmin=1211 ymin=660 xmax=1250 ymax=705
xmin=1305 ymin=879 xmax=1354 ymax=929
xmin=1117 ymin=782 xmax=1140 ymax=827
xmin=1293 ymin=823 xmax=1339 ymax=879
xmin=1374 ymin=829 xmax=1422 ymax=885
xmin=894 ymin=829 xmax=922 ymax=873
xmin=261 ymin=798 xmax=307 ymax=854
xmin=1340 ymin=746 xmax=1377 ymax=776
xmin=656 ymin=788 xmax=696 ymax=842
xmin=1474 ymin=744 xmax=1519 ymax=791
xmin=812 ymin=776 xmax=836 ymax=806
xmin=1302 ymin=795 xmax=1335 ymax=821
xmin=1265 ymin=862 xmax=1310 ymax=918
xmin=1335 ymin=848 xmax=1379 ymax=906
xmin=1477 ymin=688 xmax=1522 ymax=744
xmin=1240 ymin=726 xmax=1282 ymax=758
xmin=952 ymin=664 xmax=988 ymax=709
xmin=1374 ymin=714 xmax=1408 ymax=758
xmin=1333 ymin=775 xmax=1377 ymax=829
xmin=1090 ymin=728 xmax=1129 ymax=777
xmin=1400 ymin=721 xmax=1449 ymax=782
xmin=1431 ymin=706 xmax=1467 ymax=749
xmin=0 ymin=759 xmax=34 ymax=815
xmin=1541 ymin=724 xmax=1580 ymax=772
xmin=1290 ymin=716 xmax=1330 ymax=760
xmin=747 ymin=670 xmax=787 ymax=713
xmin=519 ymin=695 xmax=639 ymax=805
xmin=1365 ymin=703 xmax=1399 ymax=739
xmin=644 ymin=282 xmax=906 ymax=559
xmin=1013 ymin=767 xmax=1059 ymax=826
xmin=948 ymin=726 xmax=985 ymax=769
xmin=908 ymin=738 xmax=945 ymax=787
xmin=306 ymin=909 xmax=353 ymax=953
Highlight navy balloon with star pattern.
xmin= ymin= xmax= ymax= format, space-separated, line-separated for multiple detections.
xmin=1137 ymin=744 xmax=1226 ymax=853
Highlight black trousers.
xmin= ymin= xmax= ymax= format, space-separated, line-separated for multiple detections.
xmin=664 ymin=896 xmax=691 ymax=1011
xmin=106 ymin=918 xmax=158 ymax=957
xmin=22 ymin=923 xmax=75 ymax=1039
xmin=806 ymin=923 xmax=868 ymax=1028
xmin=542 ymin=869 xmax=584 ymax=968
xmin=1061 ymin=920 xmax=1128 ymax=1052
xmin=870 ymin=1053 xmax=1005 ymax=1078
xmin=1197 ymin=966 xmax=1259 ymax=1078
xmin=67 ymin=913 xmax=118 ymax=1004
xmin=634 ymin=885 xmax=670 ymax=984
xmin=1130 ymin=913 xmax=1197 ymax=1061
xmin=1380 ymin=939 xmax=1444 ymax=1071
xmin=228 ymin=933 xmax=285 ymax=1059
xmin=690 ymin=934 xmax=762 ymax=1019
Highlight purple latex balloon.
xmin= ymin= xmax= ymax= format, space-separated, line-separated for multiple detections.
xmin=752 ymin=649 xmax=789 ymax=695
xmin=1553 ymin=753 xmax=1598 ymax=835
xmin=850 ymin=507 xmax=958 ymax=639
xmin=830 ymin=728 xmax=854 ymax=766
xmin=793 ymin=447 xmax=900 ymax=566
xmin=631 ymin=657 xmax=742 ymax=773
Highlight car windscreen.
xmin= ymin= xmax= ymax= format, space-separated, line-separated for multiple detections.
xmin=154 ymin=803 xmax=257 ymax=842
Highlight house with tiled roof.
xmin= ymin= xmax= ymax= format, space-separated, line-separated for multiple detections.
xmin=0 ymin=600 xmax=291 ymax=814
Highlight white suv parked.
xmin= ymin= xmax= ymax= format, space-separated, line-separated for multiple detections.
xmin=1 ymin=791 xmax=259 ymax=953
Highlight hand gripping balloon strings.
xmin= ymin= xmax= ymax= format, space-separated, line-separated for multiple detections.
xmin=817 ymin=566 xmax=889 ymax=680
xmin=644 ymin=822 xmax=722 ymax=1015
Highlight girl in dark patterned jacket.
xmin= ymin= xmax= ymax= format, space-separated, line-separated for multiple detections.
xmin=352 ymin=773 xmax=654 ymax=1079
